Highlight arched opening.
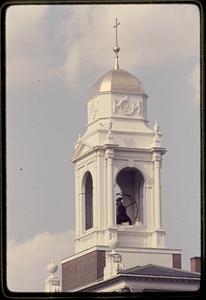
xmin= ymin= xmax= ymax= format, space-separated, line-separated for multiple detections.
xmin=116 ymin=167 xmax=144 ymax=225
xmin=83 ymin=172 xmax=93 ymax=230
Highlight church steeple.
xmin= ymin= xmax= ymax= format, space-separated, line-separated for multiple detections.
xmin=61 ymin=19 xmax=182 ymax=292
xmin=72 ymin=18 xmax=166 ymax=252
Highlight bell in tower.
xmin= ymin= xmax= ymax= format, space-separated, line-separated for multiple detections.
xmin=61 ymin=19 xmax=182 ymax=292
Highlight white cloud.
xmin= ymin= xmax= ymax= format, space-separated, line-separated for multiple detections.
xmin=6 ymin=4 xmax=199 ymax=90
xmin=7 ymin=230 xmax=74 ymax=292
xmin=6 ymin=5 xmax=53 ymax=88
xmin=6 ymin=5 xmax=48 ymax=47
xmin=59 ymin=4 xmax=199 ymax=88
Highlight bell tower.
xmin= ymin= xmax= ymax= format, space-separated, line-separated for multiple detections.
xmin=61 ymin=19 xmax=181 ymax=292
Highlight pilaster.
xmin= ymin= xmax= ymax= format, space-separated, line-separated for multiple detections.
xmin=105 ymin=147 xmax=114 ymax=227
xmin=151 ymin=150 xmax=163 ymax=230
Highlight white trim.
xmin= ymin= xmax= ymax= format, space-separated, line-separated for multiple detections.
xmin=88 ymin=90 xmax=148 ymax=102
xmin=68 ymin=272 xmax=200 ymax=292
xmin=61 ymin=245 xmax=182 ymax=264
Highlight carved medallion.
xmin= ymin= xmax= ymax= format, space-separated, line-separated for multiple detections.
xmin=113 ymin=96 xmax=142 ymax=116
xmin=120 ymin=97 xmax=134 ymax=115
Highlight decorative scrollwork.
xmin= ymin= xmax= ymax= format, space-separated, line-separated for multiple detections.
xmin=113 ymin=96 xmax=142 ymax=116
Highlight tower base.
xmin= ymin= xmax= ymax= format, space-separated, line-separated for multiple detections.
xmin=61 ymin=246 xmax=181 ymax=292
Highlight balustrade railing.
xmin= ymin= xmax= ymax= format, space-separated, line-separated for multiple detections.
xmin=117 ymin=230 xmax=151 ymax=247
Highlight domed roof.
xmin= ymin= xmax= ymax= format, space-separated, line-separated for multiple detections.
xmin=88 ymin=68 xmax=145 ymax=100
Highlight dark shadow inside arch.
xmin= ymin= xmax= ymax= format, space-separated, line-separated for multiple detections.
xmin=116 ymin=167 xmax=144 ymax=225
xmin=84 ymin=172 xmax=93 ymax=230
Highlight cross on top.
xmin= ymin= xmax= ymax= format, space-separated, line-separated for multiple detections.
xmin=113 ymin=18 xmax=120 ymax=47
xmin=113 ymin=18 xmax=120 ymax=69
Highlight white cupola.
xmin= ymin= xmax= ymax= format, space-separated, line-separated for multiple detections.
xmin=61 ymin=19 xmax=182 ymax=292
xmin=72 ymin=18 xmax=166 ymax=255
xmin=59 ymin=20 xmax=181 ymax=290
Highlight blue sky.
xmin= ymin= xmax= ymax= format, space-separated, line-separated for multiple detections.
xmin=6 ymin=4 xmax=200 ymax=291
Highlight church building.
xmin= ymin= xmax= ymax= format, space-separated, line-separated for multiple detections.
xmin=60 ymin=19 xmax=200 ymax=293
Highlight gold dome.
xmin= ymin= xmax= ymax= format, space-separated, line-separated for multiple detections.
xmin=88 ymin=69 xmax=145 ymax=100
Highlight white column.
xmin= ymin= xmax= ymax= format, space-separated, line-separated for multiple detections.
xmin=96 ymin=151 xmax=101 ymax=230
xmin=79 ymin=192 xmax=85 ymax=233
xmin=153 ymin=152 xmax=162 ymax=229
xmin=144 ymin=184 xmax=152 ymax=229
xmin=106 ymin=148 xmax=114 ymax=227
xmin=104 ymin=157 xmax=107 ymax=228
xmin=93 ymin=163 xmax=98 ymax=229
xmin=74 ymin=169 xmax=81 ymax=253
xmin=75 ymin=170 xmax=80 ymax=236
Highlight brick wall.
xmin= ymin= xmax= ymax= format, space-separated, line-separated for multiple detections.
xmin=190 ymin=257 xmax=201 ymax=273
xmin=62 ymin=250 xmax=106 ymax=291
xmin=172 ymin=254 xmax=181 ymax=269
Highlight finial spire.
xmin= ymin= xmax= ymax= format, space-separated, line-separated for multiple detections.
xmin=113 ymin=18 xmax=120 ymax=70
xmin=154 ymin=120 xmax=160 ymax=137
xmin=45 ymin=260 xmax=61 ymax=292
